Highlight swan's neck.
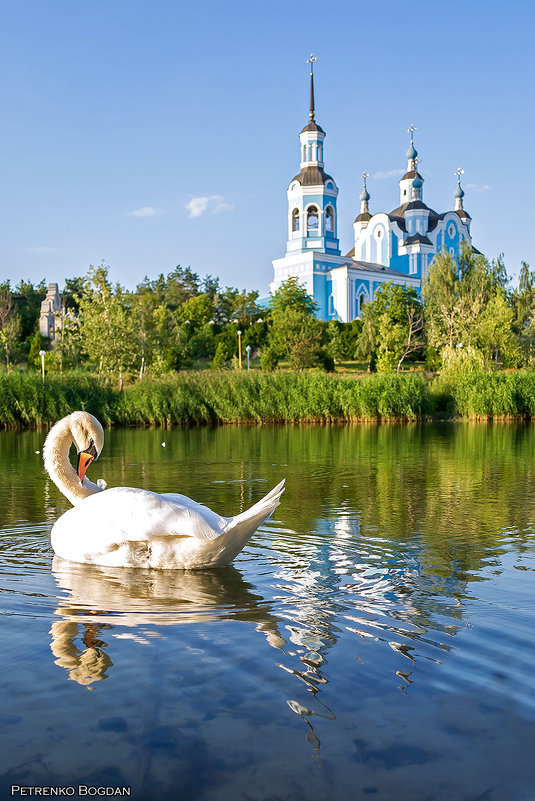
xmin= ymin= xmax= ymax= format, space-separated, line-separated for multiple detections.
xmin=44 ymin=418 xmax=101 ymax=506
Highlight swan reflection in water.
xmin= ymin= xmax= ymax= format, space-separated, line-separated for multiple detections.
xmin=50 ymin=556 xmax=286 ymax=687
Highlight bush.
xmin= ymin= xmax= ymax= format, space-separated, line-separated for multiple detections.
xmin=261 ymin=347 xmax=278 ymax=372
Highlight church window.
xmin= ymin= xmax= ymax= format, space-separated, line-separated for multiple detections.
xmin=448 ymin=223 xmax=456 ymax=238
xmin=325 ymin=206 xmax=334 ymax=232
xmin=307 ymin=206 xmax=319 ymax=231
xmin=377 ymin=229 xmax=382 ymax=238
xmin=359 ymin=294 xmax=366 ymax=313
xmin=329 ymin=294 xmax=335 ymax=315
xmin=292 ymin=208 xmax=300 ymax=232
xmin=318 ymin=144 xmax=323 ymax=161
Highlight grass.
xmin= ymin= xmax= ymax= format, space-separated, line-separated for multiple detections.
xmin=3 ymin=368 xmax=535 ymax=428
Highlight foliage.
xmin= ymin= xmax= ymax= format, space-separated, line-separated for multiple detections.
xmin=260 ymin=346 xmax=278 ymax=372
xmin=78 ymin=264 xmax=139 ymax=389
xmin=356 ymin=282 xmax=424 ymax=373
xmin=422 ymin=247 xmax=509 ymax=368
xmin=268 ymin=279 xmax=326 ymax=370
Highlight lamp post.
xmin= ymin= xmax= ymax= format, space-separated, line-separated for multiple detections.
xmin=39 ymin=350 xmax=46 ymax=383
xmin=245 ymin=344 xmax=251 ymax=371
xmin=237 ymin=330 xmax=242 ymax=369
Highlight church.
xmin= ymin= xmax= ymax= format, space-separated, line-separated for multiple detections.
xmin=270 ymin=60 xmax=476 ymax=322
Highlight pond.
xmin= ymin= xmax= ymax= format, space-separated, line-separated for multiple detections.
xmin=1 ymin=422 xmax=534 ymax=800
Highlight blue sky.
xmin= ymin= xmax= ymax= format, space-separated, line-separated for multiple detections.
xmin=0 ymin=0 xmax=532 ymax=294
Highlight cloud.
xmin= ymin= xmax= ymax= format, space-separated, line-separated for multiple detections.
xmin=127 ymin=206 xmax=160 ymax=217
xmin=27 ymin=246 xmax=61 ymax=254
xmin=186 ymin=195 xmax=234 ymax=218
xmin=466 ymin=183 xmax=490 ymax=192
xmin=373 ymin=169 xmax=404 ymax=179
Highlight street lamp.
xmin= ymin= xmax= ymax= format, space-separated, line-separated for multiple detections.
xmin=39 ymin=350 xmax=46 ymax=383
xmin=237 ymin=330 xmax=242 ymax=369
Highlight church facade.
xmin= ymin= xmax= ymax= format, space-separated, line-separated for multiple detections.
xmin=271 ymin=66 xmax=475 ymax=322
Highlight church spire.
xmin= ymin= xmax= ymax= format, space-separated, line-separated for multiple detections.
xmin=307 ymin=54 xmax=316 ymax=121
xmin=360 ymin=171 xmax=370 ymax=215
xmin=406 ymin=124 xmax=418 ymax=171
xmin=454 ymin=167 xmax=465 ymax=211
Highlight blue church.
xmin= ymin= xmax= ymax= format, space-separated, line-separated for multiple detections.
xmin=271 ymin=60 xmax=475 ymax=322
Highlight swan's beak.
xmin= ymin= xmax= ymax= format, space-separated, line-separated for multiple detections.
xmin=77 ymin=443 xmax=98 ymax=482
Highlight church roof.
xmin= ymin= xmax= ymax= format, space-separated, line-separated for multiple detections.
xmin=404 ymin=233 xmax=433 ymax=246
xmin=291 ymin=165 xmax=335 ymax=186
xmin=300 ymin=120 xmax=325 ymax=134
xmin=389 ymin=200 xmax=440 ymax=232
xmin=455 ymin=208 xmax=471 ymax=220
xmin=400 ymin=170 xmax=423 ymax=182
xmin=335 ymin=259 xmax=419 ymax=280
xmin=354 ymin=211 xmax=372 ymax=223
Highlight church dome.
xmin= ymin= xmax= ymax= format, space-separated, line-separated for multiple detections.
xmin=454 ymin=184 xmax=465 ymax=199
xmin=412 ymin=174 xmax=423 ymax=189
xmin=406 ymin=142 xmax=418 ymax=160
xmin=360 ymin=187 xmax=370 ymax=202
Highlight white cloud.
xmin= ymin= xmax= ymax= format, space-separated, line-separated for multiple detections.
xmin=374 ymin=169 xmax=404 ymax=179
xmin=27 ymin=246 xmax=61 ymax=254
xmin=127 ymin=206 xmax=160 ymax=217
xmin=466 ymin=183 xmax=490 ymax=192
xmin=186 ymin=195 xmax=234 ymax=218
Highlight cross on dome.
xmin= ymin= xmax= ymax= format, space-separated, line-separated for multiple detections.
xmin=407 ymin=123 xmax=417 ymax=143
xmin=306 ymin=54 xmax=317 ymax=75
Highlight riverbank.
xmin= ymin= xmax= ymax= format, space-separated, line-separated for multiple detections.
xmin=2 ymin=369 xmax=535 ymax=428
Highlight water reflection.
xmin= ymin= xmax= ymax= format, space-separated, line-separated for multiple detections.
xmin=1 ymin=424 xmax=535 ymax=799
xmin=50 ymin=557 xmax=286 ymax=686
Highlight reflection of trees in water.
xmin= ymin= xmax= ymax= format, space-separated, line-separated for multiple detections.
xmin=5 ymin=422 xmax=535 ymax=753
xmin=49 ymin=558 xmax=285 ymax=686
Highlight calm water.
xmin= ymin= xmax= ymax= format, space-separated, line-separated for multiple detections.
xmin=1 ymin=423 xmax=535 ymax=800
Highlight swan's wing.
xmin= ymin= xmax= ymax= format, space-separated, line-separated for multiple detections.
xmin=159 ymin=493 xmax=230 ymax=540
xmin=80 ymin=487 xmax=229 ymax=543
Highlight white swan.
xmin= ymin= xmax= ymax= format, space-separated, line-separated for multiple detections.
xmin=43 ymin=411 xmax=285 ymax=569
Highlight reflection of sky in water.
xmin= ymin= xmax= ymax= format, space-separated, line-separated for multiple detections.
xmin=1 ymin=423 xmax=535 ymax=800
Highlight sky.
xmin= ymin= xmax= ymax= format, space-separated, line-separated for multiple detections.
xmin=0 ymin=0 xmax=533 ymax=296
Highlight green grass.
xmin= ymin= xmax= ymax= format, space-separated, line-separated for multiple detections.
xmin=3 ymin=368 xmax=535 ymax=428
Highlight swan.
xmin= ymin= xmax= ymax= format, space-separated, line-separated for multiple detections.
xmin=43 ymin=411 xmax=285 ymax=569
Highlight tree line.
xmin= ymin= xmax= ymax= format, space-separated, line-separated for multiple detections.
xmin=0 ymin=247 xmax=534 ymax=385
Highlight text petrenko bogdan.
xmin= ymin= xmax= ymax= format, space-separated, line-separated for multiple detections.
xmin=11 ymin=788 xmax=131 ymax=797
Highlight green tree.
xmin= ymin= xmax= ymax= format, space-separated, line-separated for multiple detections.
xmin=268 ymin=278 xmax=326 ymax=369
xmin=78 ymin=264 xmax=139 ymax=389
xmin=0 ymin=288 xmax=21 ymax=368
xmin=356 ymin=283 xmax=424 ymax=373
xmin=422 ymin=247 xmax=512 ymax=369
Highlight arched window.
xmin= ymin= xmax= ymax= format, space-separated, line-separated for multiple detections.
xmin=359 ymin=294 xmax=366 ymax=312
xmin=325 ymin=206 xmax=334 ymax=233
xmin=292 ymin=208 xmax=300 ymax=232
xmin=307 ymin=205 xmax=319 ymax=232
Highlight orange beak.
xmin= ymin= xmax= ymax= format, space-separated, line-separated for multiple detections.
xmin=77 ymin=442 xmax=98 ymax=482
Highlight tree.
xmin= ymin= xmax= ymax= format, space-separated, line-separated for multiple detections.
xmin=0 ymin=288 xmax=21 ymax=368
xmin=422 ymin=247 xmax=512 ymax=369
xmin=267 ymin=278 xmax=326 ymax=369
xmin=78 ymin=264 xmax=139 ymax=389
xmin=356 ymin=283 xmax=424 ymax=373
